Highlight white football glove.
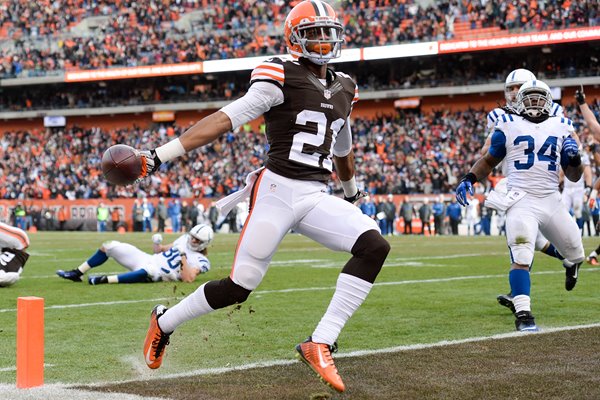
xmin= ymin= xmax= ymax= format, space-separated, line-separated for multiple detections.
xmin=152 ymin=233 xmax=163 ymax=244
xmin=135 ymin=149 xmax=162 ymax=183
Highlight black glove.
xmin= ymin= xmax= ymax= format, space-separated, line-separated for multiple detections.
xmin=344 ymin=189 xmax=368 ymax=204
xmin=575 ymin=85 xmax=586 ymax=105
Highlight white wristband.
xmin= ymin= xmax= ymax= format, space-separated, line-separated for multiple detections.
xmin=340 ymin=177 xmax=358 ymax=197
xmin=155 ymin=138 xmax=186 ymax=163
xmin=591 ymin=189 xmax=598 ymax=199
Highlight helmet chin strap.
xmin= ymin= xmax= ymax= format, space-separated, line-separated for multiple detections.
xmin=306 ymin=56 xmax=329 ymax=65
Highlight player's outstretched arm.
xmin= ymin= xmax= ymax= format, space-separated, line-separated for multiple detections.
xmin=152 ymin=233 xmax=173 ymax=253
xmin=138 ymin=111 xmax=233 ymax=179
xmin=576 ymin=85 xmax=600 ymax=139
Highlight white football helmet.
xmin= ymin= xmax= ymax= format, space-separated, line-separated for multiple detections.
xmin=187 ymin=224 xmax=214 ymax=252
xmin=516 ymin=80 xmax=553 ymax=118
xmin=505 ymin=68 xmax=536 ymax=111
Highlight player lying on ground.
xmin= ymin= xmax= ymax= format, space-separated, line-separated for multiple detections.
xmin=56 ymin=224 xmax=213 ymax=284
xmin=0 ymin=221 xmax=30 ymax=287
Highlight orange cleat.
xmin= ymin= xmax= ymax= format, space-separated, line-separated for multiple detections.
xmin=143 ymin=305 xmax=170 ymax=369
xmin=295 ymin=337 xmax=345 ymax=392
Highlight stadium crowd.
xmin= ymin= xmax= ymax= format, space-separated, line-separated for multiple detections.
xmin=1 ymin=0 xmax=599 ymax=77
xmin=1 ymin=100 xmax=599 ymax=203
xmin=2 ymin=41 xmax=599 ymax=112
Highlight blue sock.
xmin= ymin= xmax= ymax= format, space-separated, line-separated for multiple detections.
xmin=543 ymin=243 xmax=564 ymax=260
xmin=87 ymin=250 xmax=108 ymax=268
xmin=116 ymin=269 xmax=150 ymax=284
xmin=509 ymin=269 xmax=531 ymax=296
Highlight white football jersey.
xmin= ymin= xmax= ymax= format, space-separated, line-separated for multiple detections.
xmin=486 ymin=107 xmax=511 ymax=132
xmin=490 ymin=115 xmax=575 ymax=196
xmin=150 ymin=235 xmax=211 ymax=281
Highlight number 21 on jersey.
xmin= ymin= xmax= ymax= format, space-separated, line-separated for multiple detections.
xmin=289 ymin=110 xmax=345 ymax=171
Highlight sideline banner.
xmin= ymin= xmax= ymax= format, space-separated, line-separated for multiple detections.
xmin=439 ymin=26 xmax=600 ymax=54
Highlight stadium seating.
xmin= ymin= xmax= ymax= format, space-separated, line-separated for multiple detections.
xmin=1 ymin=0 xmax=598 ymax=77
xmin=1 ymin=102 xmax=598 ymax=200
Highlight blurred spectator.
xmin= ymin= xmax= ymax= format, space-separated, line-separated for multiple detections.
xmin=168 ymin=199 xmax=181 ymax=232
xmin=156 ymin=197 xmax=167 ymax=232
xmin=96 ymin=202 xmax=108 ymax=232
xmin=58 ymin=205 xmax=67 ymax=231
xmin=432 ymin=196 xmax=446 ymax=236
xmin=132 ymin=199 xmax=143 ymax=232
xmin=359 ymin=195 xmax=376 ymax=220
xmin=208 ymin=201 xmax=219 ymax=232
xmin=382 ymin=194 xmax=397 ymax=236
xmin=400 ymin=199 xmax=416 ymax=235
xmin=446 ymin=198 xmax=462 ymax=235
xmin=14 ymin=202 xmax=26 ymax=230
xmin=111 ymin=206 xmax=121 ymax=231
xmin=419 ymin=199 xmax=432 ymax=235
xmin=142 ymin=197 xmax=154 ymax=232
xmin=477 ymin=205 xmax=492 ymax=236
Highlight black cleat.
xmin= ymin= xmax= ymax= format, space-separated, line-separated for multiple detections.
xmin=496 ymin=293 xmax=515 ymax=314
xmin=88 ymin=275 xmax=108 ymax=285
xmin=515 ymin=310 xmax=539 ymax=332
xmin=56 ymin=269 xmax=83 ymax=282
xmin=564 ymin=262 xmax=581 ymax=291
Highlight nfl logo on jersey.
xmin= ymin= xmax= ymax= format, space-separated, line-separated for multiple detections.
xmin=323 ymin=89 xmax=332 ymax=99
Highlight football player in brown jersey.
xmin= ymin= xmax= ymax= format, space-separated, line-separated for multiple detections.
xmin=0 ymin=221 xmax=30 ymax=287
xmin=136 ymin=1 xmax=390 ymax=392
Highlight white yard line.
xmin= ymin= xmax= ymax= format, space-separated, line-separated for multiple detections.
xmin=106 ymin=321 xmax=600 ymax=384
xmin=0 ymin=297 xmax=174 ymax=314
xmin=3 ymin=268 xmax=599 ymax=313
xmin=2 ymin=321 xmax=598 ymax=400
xmin=0 ymin=364 xmax=54 ymax=373
xmin=0 ymin=384 xmax=165 ymax=400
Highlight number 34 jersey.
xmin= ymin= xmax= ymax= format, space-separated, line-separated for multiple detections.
xmin=490 ymin=115 xmax=576 ymax=196
xmin=251 ymin=58 xmax=358 ymax=182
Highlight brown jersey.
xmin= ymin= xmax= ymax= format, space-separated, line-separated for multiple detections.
xmin=0 ymin=247 xmax=29 ymax=273
xmin=250 ymin=58 xmax=358 ymax=182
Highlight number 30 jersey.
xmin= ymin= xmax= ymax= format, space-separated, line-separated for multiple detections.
xmin=150 ymin=235 xmax=210 ymax=282
xmin=251 ymin=58 xmax=358 ymax=182
xmin=489 ymin=115 xmax=575 ymax=196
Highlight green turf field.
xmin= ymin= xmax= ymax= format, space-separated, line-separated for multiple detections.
xmin=1 ymin=231 xmax=599 ymax=388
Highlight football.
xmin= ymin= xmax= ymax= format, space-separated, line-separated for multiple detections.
xmin=101 ymin=144 xmax=142 ymax=186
